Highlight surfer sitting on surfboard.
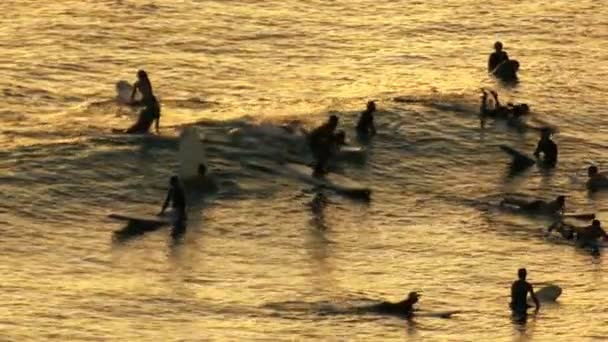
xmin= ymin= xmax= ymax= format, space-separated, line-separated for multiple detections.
xmin=533 ymin=128 xmax=558 ymax=167
xmin=356 ymin=100 xmax=377 ymax=137
xmin=124 ymin=70 xmax=161 ymax=134
xmin=363 ymin=291 xmax=420 ymax=317
xmin=488 ymin=41 xmax=509 ymax=73
xmin=159 ymin=176 xmax=187 ymax=225
xmin=500 ymin=195 xmax=565 ymax=216
xmin=586 ymin=166 xmax=608 ymax=192
xmin=511 ymin=268 xmax=540 ymax=316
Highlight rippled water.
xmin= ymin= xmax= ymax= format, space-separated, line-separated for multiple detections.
xmin=2 ymin=0 xmax=608 ymax=340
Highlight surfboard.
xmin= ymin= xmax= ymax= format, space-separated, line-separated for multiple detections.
xmin=532 ymin=285 xmax=562 ymax=303
xmin=108 ymin=213 xmax=171 ymax=226
xmin=336 ymin=145 xmax=366 ymax=162
xmin=414 ymin=310 xmax=460 ymax=319
xmin=115 ymin=80 xmax=137 ymax=105
xmin=178 ymin=126 xmax=208 ymax=180
xmin=284 ymin=163 xmax=371 ymax=199
xmin=499 ymin=145 xmax=535 ymax=169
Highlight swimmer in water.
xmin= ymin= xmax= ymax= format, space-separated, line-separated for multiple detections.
xmin=510 ymin=268 xmax=540 ymax=317
xmin=364 ymin=292 xmax=420 ymax=317
xmin=573 ymin=219 xmax=607 ymax=253
xmin=125 ymin=70 xmax=161 ymax=134
xmin=488 ymin=41 xmax=509 ymax=73
xmin=356 ymin=101 xmax=377 ymax=137
xmin=501 ymin=195 xmax=565 ymax=216
xmin=586 ymin=166 xmax=608 ymax=192
xmin=533 ymin=128 xmax=558 ymax=167
xmin=159 ymin=176 xmax=187 ymax=225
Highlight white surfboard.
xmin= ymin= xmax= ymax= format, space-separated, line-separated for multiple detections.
xmin=115 ymin=80 xmax=138 ymax=105
xmin=284 ymin=163 xmax=371 ymax=198
xmin=178 ymin=126 xmax=208 ymax=181
xmin=336 ymin=145 xmax=366 ymax=162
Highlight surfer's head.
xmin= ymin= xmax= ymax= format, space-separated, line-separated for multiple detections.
xmin=408 ymin=292 xmax=421 ymax=303
xmin=540 ymin=127 xmax=552 ymax=139
xmin=367 ymin=100 xmax=376 ymax=113
xmin=328 ymin=115 xmax=339 ymax=130
xmin=170 ymin=175 xmax=179 ymax=186
xmin=588 ymin=165 xmax=599 ymax=177
xmin=137 ymin=69 xmax=149 ymax=81
xmin=511 ymin=60 xmax=520 ymax=72
xmin=592 ymin=219 xmax=601 ymax=228
xmin=556 ymin=195 xmax=566 ymax=208
xmin=518 ymin=268 xmax=527 ymax=280
xmin=494 ymin=41 xmax=503 ymax=52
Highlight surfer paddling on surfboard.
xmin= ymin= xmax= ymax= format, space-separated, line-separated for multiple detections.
xmin=121 ymin=69 xmax=161 ymax=134
xmin=500 ymin=195 xmax=565 ymax=216
xmin=511 ymin=268 xmax=540 ymax=318
xmin=363 ymin=291 xmax=421 ymax=318
xmin=159 ymin=176 xmax=187 ymax=226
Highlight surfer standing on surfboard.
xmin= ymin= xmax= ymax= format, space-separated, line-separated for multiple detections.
xmin=159 ymin=176 xmax=187 ymax=226
xmin=125 ymin=70 xmax=161 ymax=134
xmin=511 ymin=268 xmax=540 ymax=316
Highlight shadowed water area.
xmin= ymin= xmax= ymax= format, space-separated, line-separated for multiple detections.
xmin=1 ymin=0 xmax=608 ymax=340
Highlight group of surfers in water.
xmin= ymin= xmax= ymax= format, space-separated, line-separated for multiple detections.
xmin=118 ymin=41 xmax=606 ymax=319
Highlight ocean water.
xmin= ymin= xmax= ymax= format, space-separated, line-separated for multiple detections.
xmin=1 ymin=0 xmax=608 ymax=340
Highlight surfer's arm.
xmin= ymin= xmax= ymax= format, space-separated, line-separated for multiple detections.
xmin=129 ymin=81 xmax=139 ymax=104
xmin=154 ymin=116 xmax=160 ymax=133
xmin=159 ymin=188 xmax=173 ymax=214
xmin=528 ymin=285 xmax=540 ymax=311
xmin=533 ymin=142 xmax=541 ymax=158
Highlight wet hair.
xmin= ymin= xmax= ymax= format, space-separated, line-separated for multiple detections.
xmin=588 ymin=165 xmax=599 ymax=177
xmin=556 ymin=195 xmax=566 ymax=205
xmin=518 ymin=268 xmax=527 ymax=280
xmin=494 ymin=41 xmax=503 ymax=51
xmin=367 ymin=100 xmax=376 ymax=112
xmin=137 ymin=69 xmax=149 ymax=80
xmin=328 ymin=115 xmax=339 ymax=129
xmin=170 ymin=175 xmax=179 ymax=185
xmin=541 ymin=127 xmax=552 ymax=138
xmin=511 ymin=60 xmax=520 ymax=72
xmin=592 ymin=219 xmax=601 ymax=227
